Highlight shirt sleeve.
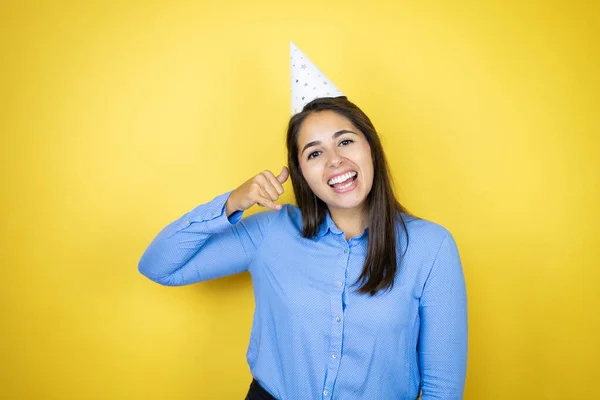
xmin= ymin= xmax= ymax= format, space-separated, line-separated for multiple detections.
xmin=138 ymin=190 xmax=277 ymax=286
xmin=418 ymin=232 xmax=468 ymax=399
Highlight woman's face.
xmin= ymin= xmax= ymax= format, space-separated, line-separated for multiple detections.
xmin=297 ymin=110 xmax=374 ymax=214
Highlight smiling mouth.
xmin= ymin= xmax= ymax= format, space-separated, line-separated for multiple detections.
xmin=328 ymin=173 xmax=358 ymax=188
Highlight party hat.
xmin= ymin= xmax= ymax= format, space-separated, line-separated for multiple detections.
xmin=290 ymin=41 xmax=345 ymax=115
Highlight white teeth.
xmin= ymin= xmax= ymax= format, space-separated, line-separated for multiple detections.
xmin=336 ymin=179 xmax=354 ymax=190
xmin=328 ymin=171 xmax=357 ymax=185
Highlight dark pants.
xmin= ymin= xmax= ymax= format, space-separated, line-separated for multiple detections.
xmin=245 ymin=378 xmax=278 ymax=400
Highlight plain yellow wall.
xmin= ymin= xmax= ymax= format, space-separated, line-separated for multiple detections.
xmin=1 ymin=1 xmax=598 ymax=398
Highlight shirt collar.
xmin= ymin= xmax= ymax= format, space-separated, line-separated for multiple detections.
xmin=315 ymin=210 xmax=368 ymax=240
xmin=315 ymin=210 xmax=340 ymax=238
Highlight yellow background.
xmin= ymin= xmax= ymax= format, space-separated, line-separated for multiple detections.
xmin=1 ymin=1 xmax=598 ymax=398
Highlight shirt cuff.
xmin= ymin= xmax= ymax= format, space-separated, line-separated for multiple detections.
xmin=179 ymin=190 xmax=244 ymax=233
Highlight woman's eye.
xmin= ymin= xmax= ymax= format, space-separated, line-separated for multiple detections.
xmin=308 ymin=151 xmax=321 ymax=159
xmin=340 ymin=139 xmax=353 ymax=146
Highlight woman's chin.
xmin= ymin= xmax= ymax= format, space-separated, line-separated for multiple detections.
xmin=314 ymin=185 xmax=368 ymax=212
xmin=325 ymin=194 xmax=367 ymax=211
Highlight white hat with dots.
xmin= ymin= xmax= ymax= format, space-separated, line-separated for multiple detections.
xmin=290 ymin=41 xmax=345 ymax=115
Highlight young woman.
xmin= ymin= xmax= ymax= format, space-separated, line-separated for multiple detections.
xmin=138 ymin=97 xmax=468 ymax=400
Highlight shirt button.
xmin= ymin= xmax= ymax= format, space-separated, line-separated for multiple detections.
xmin=336 ymin=317 xmax=341 ymax=322
xmin=331 ymin=353 xmax=337 ymax=359
xmin=343 ymin=249 xmax=348 ymax=253
xmin=184 ymin=221 xmax=190 ymax=225
xmin=211 ymin=211 xmax=217 ymax=216
xmin=323 ymin=390 xmax=329 ymax=396
xmin=337 ymin=281 xmax=342 ymax=287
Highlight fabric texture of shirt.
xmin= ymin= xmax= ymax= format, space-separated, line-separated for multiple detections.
xmin=138 ymin=191 xmax=468 ymax=400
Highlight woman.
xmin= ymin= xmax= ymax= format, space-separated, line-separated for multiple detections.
xmin=138 ymin=97 xmax=468 ymax=399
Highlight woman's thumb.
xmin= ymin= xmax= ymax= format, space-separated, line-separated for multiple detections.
xmin=277 ymin=166 xmax=290 ymax=183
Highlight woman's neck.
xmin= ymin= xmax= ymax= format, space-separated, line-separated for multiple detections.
xmin=328 ymin=206 xmax=367 ymax=240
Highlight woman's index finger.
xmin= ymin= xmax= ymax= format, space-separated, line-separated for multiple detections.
xmin=263 ymin=170 xmax=285 ymax=195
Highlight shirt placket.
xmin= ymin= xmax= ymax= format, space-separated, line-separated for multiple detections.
xmin=321 ymin=241 xmax=351 ymax=399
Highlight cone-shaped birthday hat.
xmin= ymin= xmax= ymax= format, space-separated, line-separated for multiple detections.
xmin=290 ymin=41 xmax=345 ymax=115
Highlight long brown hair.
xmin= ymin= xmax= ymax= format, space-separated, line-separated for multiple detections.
xmin=286 ymin=96 xmax=414 ymax=296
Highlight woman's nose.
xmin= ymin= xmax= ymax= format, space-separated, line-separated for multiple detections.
xmin=327 ymin=152 xmax=343 ymax=168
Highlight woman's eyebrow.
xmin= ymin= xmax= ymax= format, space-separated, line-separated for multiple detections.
xmin=301 ymin=130 xmax=357 ymax=154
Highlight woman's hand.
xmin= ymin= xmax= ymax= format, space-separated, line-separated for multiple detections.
xmin=225 ymin=166 xmax=290 ymax=216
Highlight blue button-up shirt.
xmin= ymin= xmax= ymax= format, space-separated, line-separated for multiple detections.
xmin=138 ymin=191 xmax=468 ymax=399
